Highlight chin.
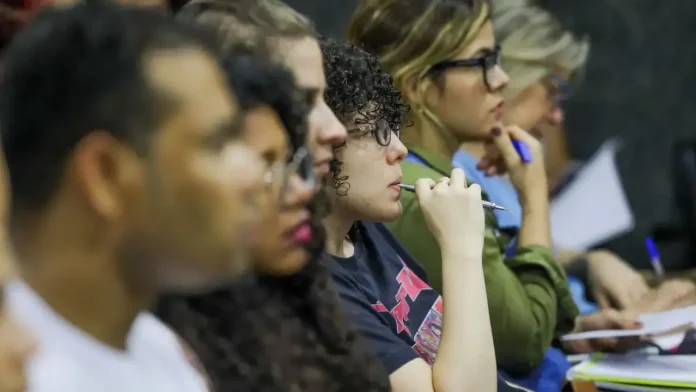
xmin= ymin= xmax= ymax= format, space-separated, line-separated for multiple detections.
xmin=255 ymin=248 xmax=309 ymax=276
xmin=374 ymin=201 xmax=403 ymax=223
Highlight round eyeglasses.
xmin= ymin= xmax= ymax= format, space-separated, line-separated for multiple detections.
xmin=263 ymin=146 xmax=315 ymax=201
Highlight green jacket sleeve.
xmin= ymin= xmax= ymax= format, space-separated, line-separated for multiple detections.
xmin=387 ymin=162 xmax=578 ymax=373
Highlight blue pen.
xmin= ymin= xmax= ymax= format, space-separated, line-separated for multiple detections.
xmin=512 ymin=140 xmax=533 ymax=163
xmin=645 ymin=236 xmax=665 ymax=280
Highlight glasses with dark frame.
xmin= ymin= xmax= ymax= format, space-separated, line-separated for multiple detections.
xmin=263 ymin=146 xmax=315 ymax=202
xmin=427 ymin=45 xmax=502 ymax=91
xmin=546 ymin=73 xmax=573 ymax=108
xmin=349 ymin=117 xmax=397 ymax=147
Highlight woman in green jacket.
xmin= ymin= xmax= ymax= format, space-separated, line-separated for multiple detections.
xmin=347 ymin=0 xmax=578 ymax=373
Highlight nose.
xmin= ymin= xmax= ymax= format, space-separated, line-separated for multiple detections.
xmin=490 ymin=65 xmax=510 ymax=92
xmin=281 ymin=173 xmax=314 ymax=209
xmin=387 ymin=131 xmax=408 ymax=164
xmin=311 ymin=100 xmax=347 ymax=148
xmin=546 ymin=106 xmax=564 ymax=126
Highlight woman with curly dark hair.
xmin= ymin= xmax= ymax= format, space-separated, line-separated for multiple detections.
xmin=156 ymin=53 xmax=391 ymax=392
xmin=320 ymin=38 xmax=523 ymax=392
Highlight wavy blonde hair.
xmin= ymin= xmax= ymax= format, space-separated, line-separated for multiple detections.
xmin=492 ymin=0 xmax=590 ymax=98
xmin=347 ymin=0 xmax=491 ymax=127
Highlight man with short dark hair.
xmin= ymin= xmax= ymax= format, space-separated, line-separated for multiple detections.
xmin=1 ymin=2 xmax=264 ymax=390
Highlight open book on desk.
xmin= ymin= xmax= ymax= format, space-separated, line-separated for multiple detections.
xmin=561 ymin=305 xmax=696 ymax=342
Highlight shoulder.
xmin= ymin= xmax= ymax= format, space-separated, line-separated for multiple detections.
xmin=133 ymin=313 xmax=212 ymax=390
xmin=27 ymin=347 xmax=89 ymax=392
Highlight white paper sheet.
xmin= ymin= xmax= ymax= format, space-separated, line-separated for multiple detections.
xmin=561 ymin=305 xmax=696 ymax=341
xmin=550 ymin=138 xmax=635 ymax=251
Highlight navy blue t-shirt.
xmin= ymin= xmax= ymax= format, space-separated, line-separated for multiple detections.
xmin=325 ymin=221 xmax=529 ymax=392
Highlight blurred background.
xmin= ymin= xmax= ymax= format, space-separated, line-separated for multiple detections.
xmin=285 ymin=0 xmax=696 ymax=273
xmin=3 ymin=0 xmax=696 ymax=274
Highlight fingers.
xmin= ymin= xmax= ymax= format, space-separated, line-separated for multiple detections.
xmin=414 ymin=178 xmax=436 ymax=199
xmin=467 ymin=183 xmax=482 ymax=201
xmin=449 ymin=168 xmax=467 ymax=189
xmin=504 ymin=125 xmax=538 ymax=145
xmin=489 ymin=126 xmax=522 ymax=168
xmin=595 ymin=292 xmax=611 ymax=310
xmin=432 ymin=177 xmax=450 ymax=192
xmin=612 ymin=291 xmax=636 ymax=311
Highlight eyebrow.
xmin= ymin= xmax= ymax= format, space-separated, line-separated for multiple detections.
xmin=298 ymin=87 xmax=321 ymax=104
xmin=210 ymin=112 xmax=244 ymax=141
xmin=472 ymin=46 xmax=496 ymax=57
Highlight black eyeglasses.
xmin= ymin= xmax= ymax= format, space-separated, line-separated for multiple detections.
xmin=263 ymin=146 xmax=315 ymax=202
xmin=428 ymin=45 xmax=502 ymax=91
xmin=546 ymin=73 xmax=573 ymax=108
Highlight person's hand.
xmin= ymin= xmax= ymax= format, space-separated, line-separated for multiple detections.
xmin=586 ymin=250 xmax=649 ymax=310
xmin=477 ymin=125 xmax=548 ymax=199
xmin=0 ymin=304 xmax=34 ymax=392
xmin=564 ymin=309 xmax=643 ymax=354
xmin=632 ymin=279 xmax=696 ymax=313
xmin=415 ymin=168 xmax=485 ymax=257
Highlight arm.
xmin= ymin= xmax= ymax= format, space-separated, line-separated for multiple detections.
xmin=332 ymin=270 xmax=495 ymax=392
xmin=428 ymin=249 xmax=495 ymax=392
xmin=516 ymin=188 xmax=552 ymax=249
xmin=389 ymin=190 xmax=576 ymax=373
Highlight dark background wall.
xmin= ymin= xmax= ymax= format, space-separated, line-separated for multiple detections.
xmin=286 ymin=0 xmax=696 ymax=271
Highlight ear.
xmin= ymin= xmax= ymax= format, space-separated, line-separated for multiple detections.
xmin=71 ymin=131 xmax=144 ymax=223
xmin=399 ymin=72 xmax=422 ymax=105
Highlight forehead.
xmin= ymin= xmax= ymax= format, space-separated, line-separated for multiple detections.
xmin=275 ymin=36 xmax=325 ymax=91
xmin=144 ymin=47 xmax=238 ymax=136
xmin=453 ymin=21 xmax=496 ymax=59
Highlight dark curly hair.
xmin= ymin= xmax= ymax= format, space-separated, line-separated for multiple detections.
xmin=321 ymin=38 xmax=409 ymax=197
xmin=155 ymin=55 xmax=390 ymax=392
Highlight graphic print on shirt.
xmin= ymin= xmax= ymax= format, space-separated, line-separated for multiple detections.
xmin=412 ymin=296 xmax=443 ymax=365
xmin=370 ymin=260 xmax=444 ymax=364
xmin=370 ymin=260 xmax=430 ymax=335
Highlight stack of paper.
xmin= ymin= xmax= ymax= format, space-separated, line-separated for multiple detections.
xmin=568 ymin=354 xmax=696 ymax=390
xmin=560 ymin=305 xmax=696 ymax=343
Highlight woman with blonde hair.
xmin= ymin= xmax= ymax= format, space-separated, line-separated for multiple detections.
xmin=453 ymin=0 xmax=652 ymax=315
xmin=348 ymin=0 xmax=577 ymax=374
xmin=348 ymin=0 xmax=640 ymax=382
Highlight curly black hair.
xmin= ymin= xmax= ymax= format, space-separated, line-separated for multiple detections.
xmin=321 ymin=38 xmax=409 ymax=197
xmin=155 ymin=55 xmax=390 ymax=392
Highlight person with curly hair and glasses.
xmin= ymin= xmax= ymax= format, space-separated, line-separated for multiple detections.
xmin=157 ymin=53 xmax=391 ymax=392
xmin=320 ymin=37 xmax=517 ymax=392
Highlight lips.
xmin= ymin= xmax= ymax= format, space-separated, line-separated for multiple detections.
xmin=313 ymin=159 xmax=331 ymax=177
xmin=493 ymin=102 xmax=504 ymax=118
xmin=390 ymin=176 xmax=403 ymax=186
xmin=287 ymin=221 xmax=313 ymax=244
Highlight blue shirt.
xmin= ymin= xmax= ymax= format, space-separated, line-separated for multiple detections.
xmin=452 ymin=150 xmax=522 ymax=230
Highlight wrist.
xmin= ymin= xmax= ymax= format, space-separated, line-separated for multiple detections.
xmin=440 ymin=245 xmax=483 ymax=263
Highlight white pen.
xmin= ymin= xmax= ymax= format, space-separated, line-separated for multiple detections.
xmin=398 ymin=183 xmax=506 ymax=211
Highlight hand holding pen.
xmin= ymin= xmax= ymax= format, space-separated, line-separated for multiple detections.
xmin=399 ymin=183 xmax=505 ymax=210
xmin=414 ymin=168 xmax=486 ymax=253
xmin=476 ymin=125 xmax=548 ymax=197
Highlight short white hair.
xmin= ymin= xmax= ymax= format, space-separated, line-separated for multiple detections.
xmin=492 ymin=0 xmax=590 ymax=98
